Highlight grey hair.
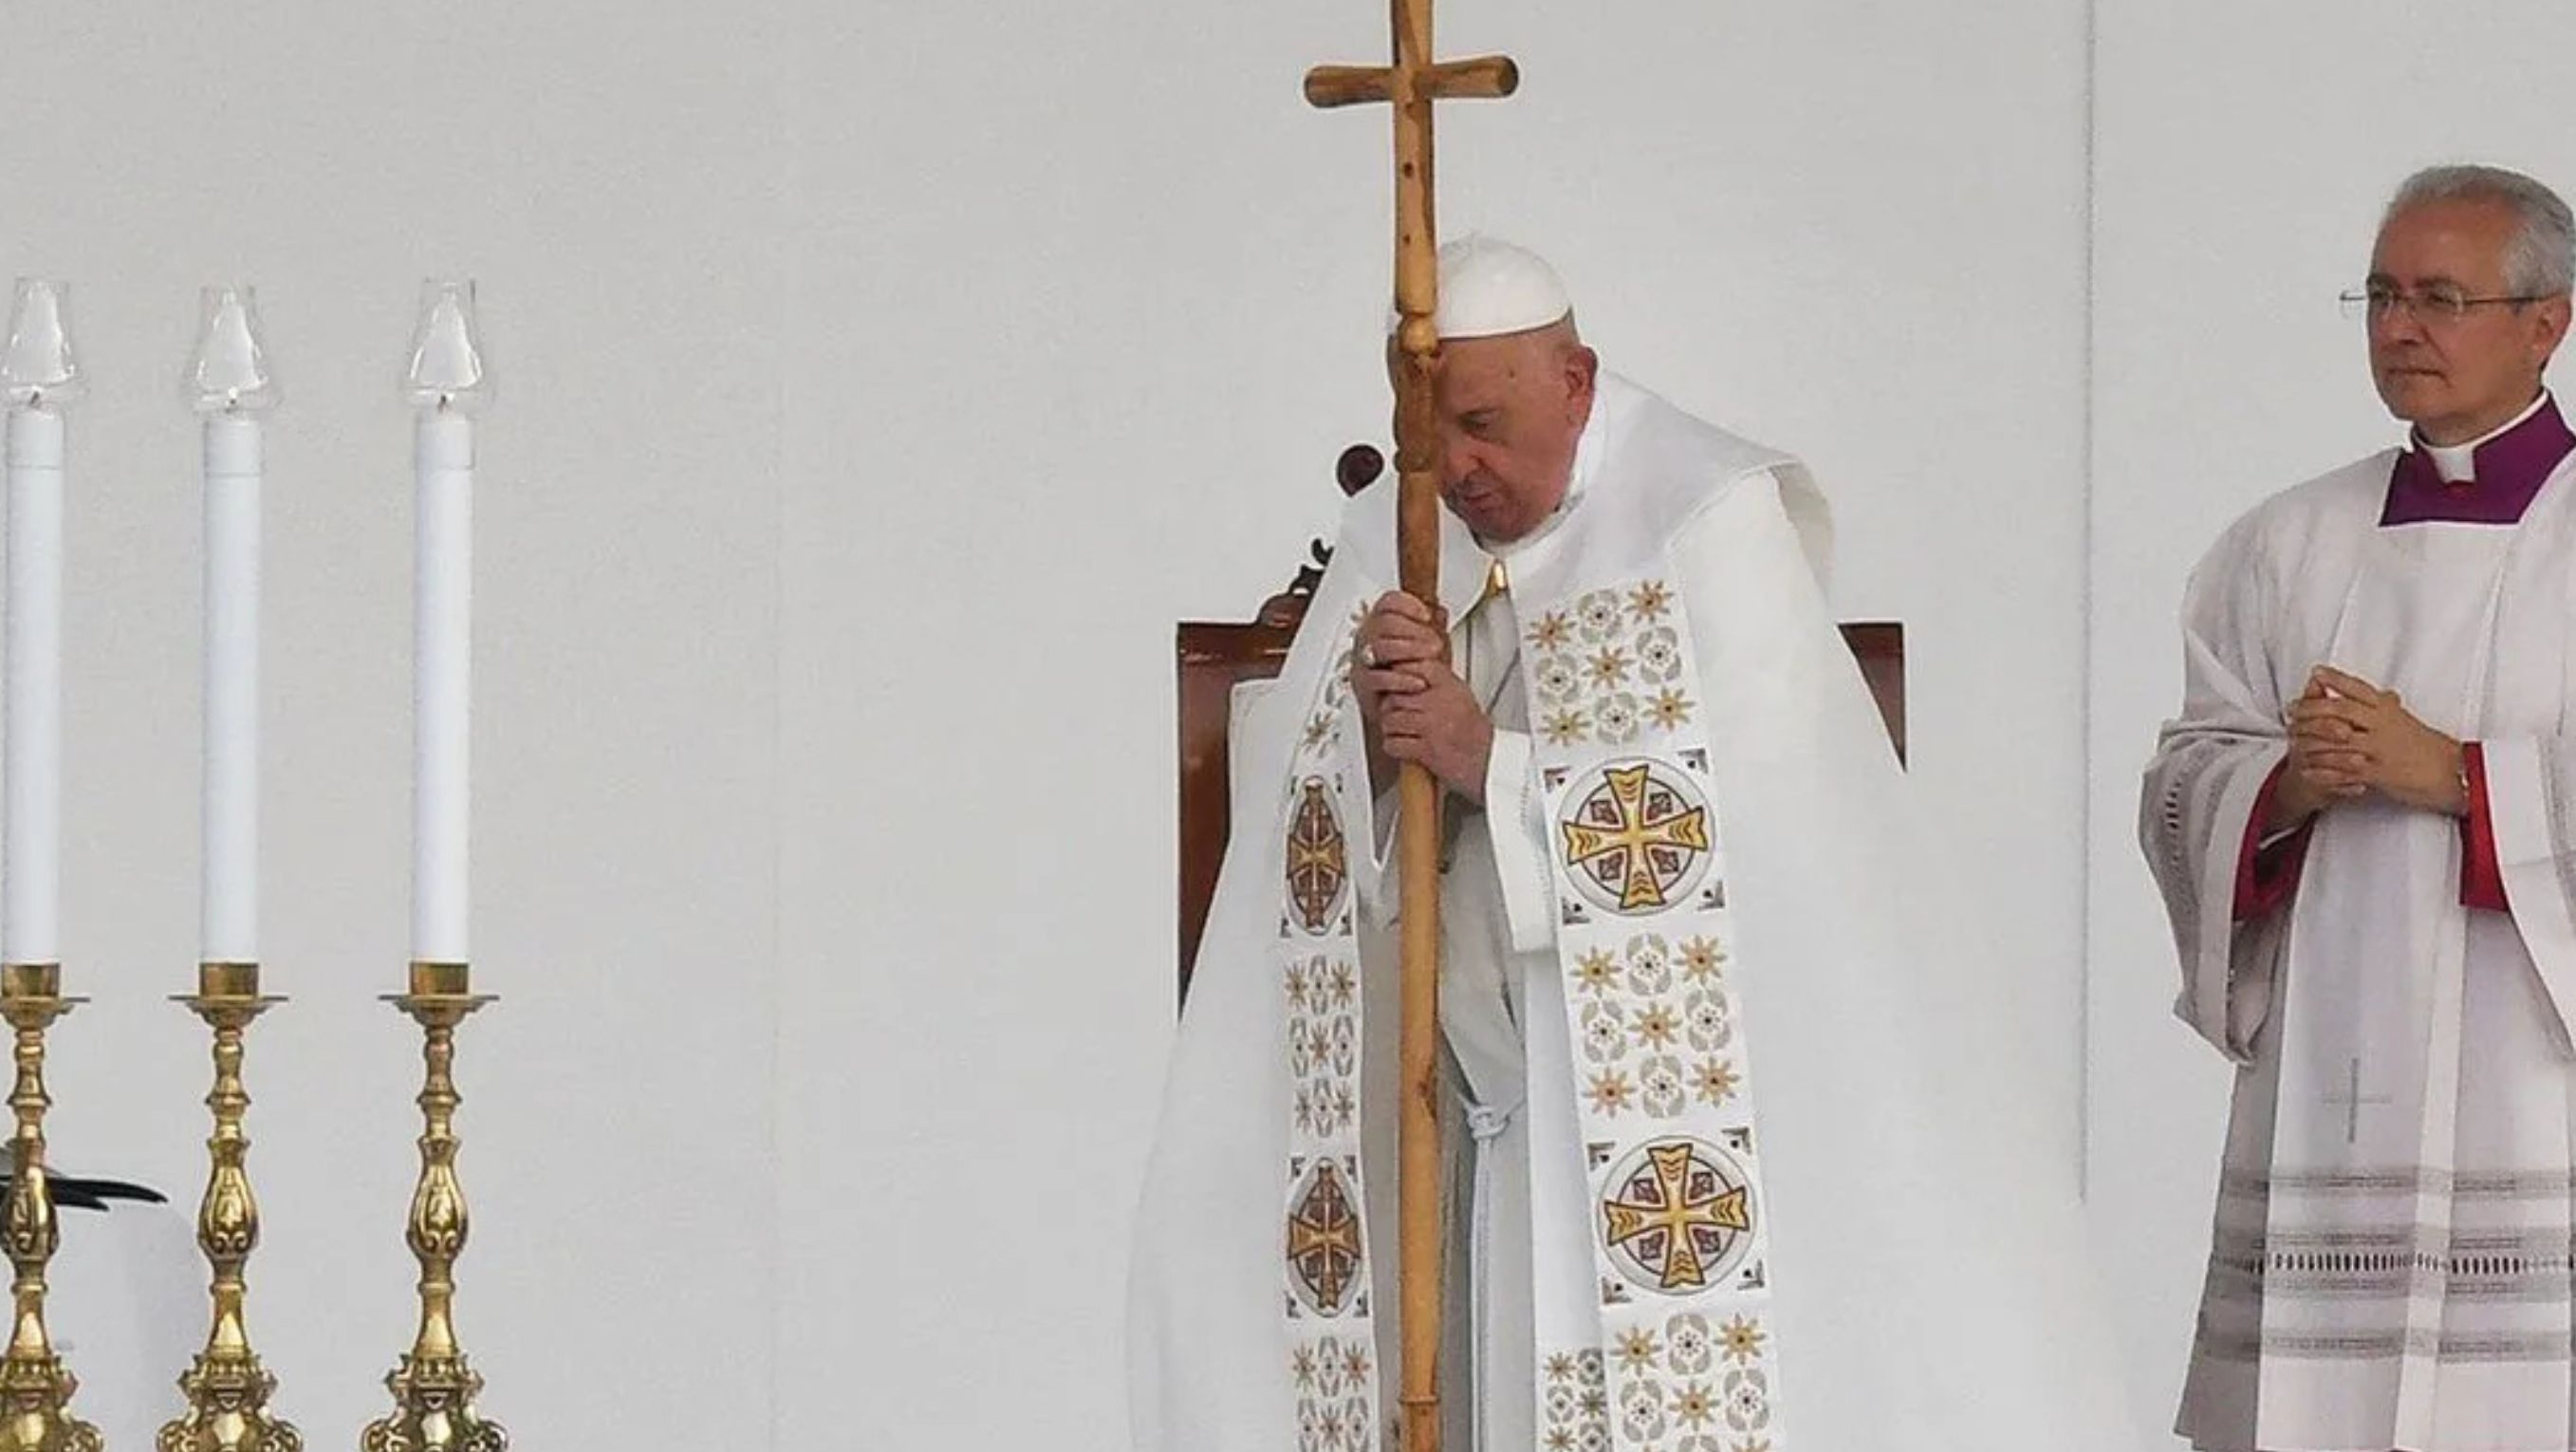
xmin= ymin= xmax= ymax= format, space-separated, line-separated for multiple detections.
xmin=2385 ymin=163 xmax=2576 ymax=296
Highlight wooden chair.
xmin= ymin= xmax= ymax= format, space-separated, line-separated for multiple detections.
xmin=1177 ymin=445 xmax=1904 ymax=1000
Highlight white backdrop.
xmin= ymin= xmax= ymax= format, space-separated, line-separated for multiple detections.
xmin=9 ymin=0 xmax=2563 ymax=1445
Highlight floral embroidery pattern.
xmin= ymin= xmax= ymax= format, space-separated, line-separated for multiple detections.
xmin=1525 ymin=580 xmax=1702 ymax=748
xmin=1585 ymin=1311 xmax=1785 ymax=1452
xmin=1564 ymin=933 xmax=1745 ymax=1125
xmin=1543 ymin=1349 xmax=1611 ymax=1452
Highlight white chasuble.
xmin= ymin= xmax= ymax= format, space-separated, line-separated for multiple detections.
xmin=1131 ymin=375 xmax=2143 ymax=1452
xmin=2146 ymin=444 xmax=2576 ymax=1452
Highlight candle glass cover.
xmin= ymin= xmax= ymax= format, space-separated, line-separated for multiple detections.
xmin=185 ymin=286 xmax=281 ymax=416
xmin=403 ymin=280 xmax=491 ymax=416
xmin=0 ymin=281 xmax=82 ymax=410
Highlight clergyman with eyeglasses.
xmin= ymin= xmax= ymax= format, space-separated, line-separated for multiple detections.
xmin=2141 ymin=162 xmax=2576 ymax=1452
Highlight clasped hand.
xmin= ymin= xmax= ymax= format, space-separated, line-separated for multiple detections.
xmin=1350 ymin=591 xmax=1493 ymax=804
xmin=2275 ymin=665 xmax=2466 ymax=828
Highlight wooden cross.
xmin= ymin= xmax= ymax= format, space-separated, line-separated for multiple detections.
xmin=1305 ymin=10 xmax=1516 ymax=1452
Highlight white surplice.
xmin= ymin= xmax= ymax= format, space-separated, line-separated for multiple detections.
xmin=2144 ymin=441 xmax=2576 ymax=1452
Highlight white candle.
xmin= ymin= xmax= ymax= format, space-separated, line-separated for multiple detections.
xmin=202 ymin=415 xmax=261 ymax=961
xmin=3 ymin=408 xmax=62 ymax=966
xmin=413 ymin=409 xmax=472 ymax=963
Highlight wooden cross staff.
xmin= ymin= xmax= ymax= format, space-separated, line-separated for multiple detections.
xmin=1306 ymin=10 xmax=1515 ymax=1452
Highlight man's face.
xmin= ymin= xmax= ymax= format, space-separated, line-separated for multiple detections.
xmin=1408 ymin=328 xmax=1596 ymax=543
xmin=2368 ymin=197 xmax=2570 ymax=443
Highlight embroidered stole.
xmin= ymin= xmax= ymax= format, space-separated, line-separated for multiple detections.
xmin=1276 ymin=610 xmax=1385 ymax=1450
xmin=1515 ymin=564 xmax=1790 ymax=1452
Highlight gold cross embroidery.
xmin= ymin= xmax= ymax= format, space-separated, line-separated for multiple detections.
xmin=1601 ymin=1143 xmax=1750 ymax=1293
xmin=1561 ymin=765 xmax=1711 ymax=911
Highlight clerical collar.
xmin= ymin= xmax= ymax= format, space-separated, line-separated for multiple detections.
xmin=2423 ymin=392 xmax=2548 ymax=480
xmin=2381 ymin=391 xmax=2574 ymax=527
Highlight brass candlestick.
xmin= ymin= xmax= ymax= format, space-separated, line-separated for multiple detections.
xmin=362 ymin=962 xmax=506 ymax=1452
xmin=0 ymin=963 xmax=95 ymax=1452
xmin=161 ymin=961 xmax=298 ymax=1452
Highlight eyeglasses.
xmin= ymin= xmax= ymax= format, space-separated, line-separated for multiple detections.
xmin=2341 ymin=284 xmax=2551 ymax=325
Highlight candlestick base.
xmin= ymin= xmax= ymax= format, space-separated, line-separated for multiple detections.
xmin=363 ymin=963 xmax=505 ymax=1452
xmin=0 ymin=965 xmax=95 ymax=1452
xmin=162 ymin=962 xmax=298 ymax=1452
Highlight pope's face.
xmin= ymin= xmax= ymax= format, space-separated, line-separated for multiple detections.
xmin=1401 ymin=330 xmax=1596 ymax=544
xmin=2368 ymin=197 xmax=2569 ymax=444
